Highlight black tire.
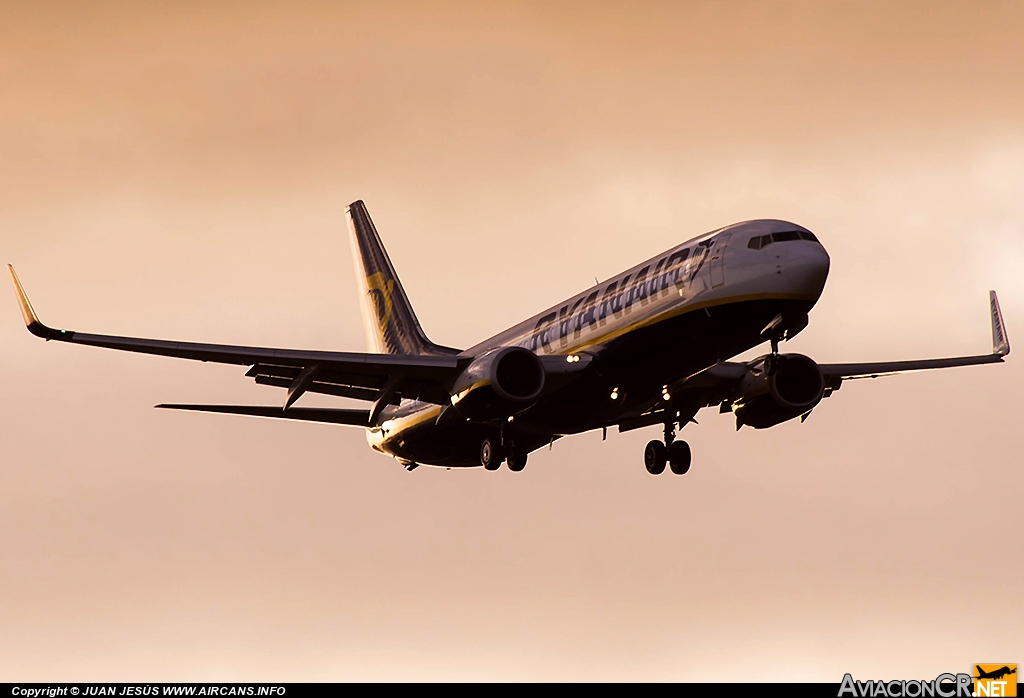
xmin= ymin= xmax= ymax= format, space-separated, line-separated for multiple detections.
xmin=669 ymin=440 xmax=691 ymax=475
xmin=506 ymin=440 xmax=527 ymax=472
xmin=481 ymin=437 xmax=503 ymax=470
xmin=644 ymin=440 xmax=667 ymax=475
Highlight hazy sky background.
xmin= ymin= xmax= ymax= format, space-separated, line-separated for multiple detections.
xmin=1 ymin=0 xmax=1022 ymax=681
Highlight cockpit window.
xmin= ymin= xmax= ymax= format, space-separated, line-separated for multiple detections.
xmin=750 ymin=230 xmax=819 ymax=249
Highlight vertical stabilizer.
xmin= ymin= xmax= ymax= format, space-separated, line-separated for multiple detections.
xmin=346 ymin=201 xmax=459 ymax=356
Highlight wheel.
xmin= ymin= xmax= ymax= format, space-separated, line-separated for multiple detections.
xmin=669 ymin=440 xmax=691 ymax=475
xmin=644 ymin=440 xmax=667 ymax=475
xmin=481 ymin=437 xmax=503 ymax=470
xmin=506 ymin=440 xmax=527 ymax=472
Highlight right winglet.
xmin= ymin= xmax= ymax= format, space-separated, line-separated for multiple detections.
xmin=990 ymin=290 xmax=1010 ymax=356
xmin=7 ymin=265 xmax=70 ymax=341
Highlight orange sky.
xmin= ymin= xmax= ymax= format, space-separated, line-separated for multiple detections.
xmin=1 ymin=0 xmax=1022 ymax=681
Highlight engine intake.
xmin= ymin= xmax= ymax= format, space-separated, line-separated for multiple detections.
xmin=493 ymin=347 xmax=545 ymax=401
xmin=733 ymin=353 xmax=825 ymax=429
xmin=769 ymin=354 xmax=825 ymax=408
xmin=451 ymin=346 xmax=546 ymax=421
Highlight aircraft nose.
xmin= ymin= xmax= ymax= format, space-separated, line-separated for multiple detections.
xmin=782 ymin=239 xmax=830 ymax=299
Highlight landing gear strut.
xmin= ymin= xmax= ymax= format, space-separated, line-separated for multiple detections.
xmin=764 ymin=335 xmax=782 ymax=376
xmin=645 ymin=421 xmax=691 ymax=475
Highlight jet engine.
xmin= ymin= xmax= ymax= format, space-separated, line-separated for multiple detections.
xmin=450 ymin=346 xmax=546 ymax=421
xmin=731 ymin=353 xmax=825 ymax=429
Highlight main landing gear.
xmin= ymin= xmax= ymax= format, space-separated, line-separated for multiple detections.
xmin=644 ymin=422 xmax=691 ymax=475
xmin=480 ymin=436 xmax=527 ymax=472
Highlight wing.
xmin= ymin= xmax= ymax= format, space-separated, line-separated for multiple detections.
xmin=615 ymin=291 xmax=1009 ymax=431
xmin=156 ymin=404 xmax=371 ymax=425
xmin=9 ymin=265 xmax=464 ymax=411
xmin=818 ymin=290 xmax=1009 ymax=381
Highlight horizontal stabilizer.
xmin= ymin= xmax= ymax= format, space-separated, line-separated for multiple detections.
xmin=156 ymin=404 xmax=370 ymax=426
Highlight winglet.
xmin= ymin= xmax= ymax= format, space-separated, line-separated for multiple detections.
xmin=990 ymin=290 xmax=1010 ymax=356
xmin=7 ymin=265 xmax=70 ymax=340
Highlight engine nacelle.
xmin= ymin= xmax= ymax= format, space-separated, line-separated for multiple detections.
xmin=450 ymin=346 xmax=546 ymax=421
xmin=732 ymin=353 xmax=825 ymax=429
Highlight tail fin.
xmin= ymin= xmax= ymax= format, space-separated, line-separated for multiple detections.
xmin=345 ymin=200 xmax=459 ymax=356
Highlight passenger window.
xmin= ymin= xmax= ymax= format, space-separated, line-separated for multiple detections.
xmin=747 ymin=236 xmax=762 ymax=250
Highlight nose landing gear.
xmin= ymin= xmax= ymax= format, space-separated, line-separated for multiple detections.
xmin=764 ymin=334 xmax=785 ymax=376
xmin=645 ymin=421 xmax=691 ymax=475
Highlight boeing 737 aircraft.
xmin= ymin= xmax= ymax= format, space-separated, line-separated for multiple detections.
xmin=8 ymin=201 xmax=1011 ymax=474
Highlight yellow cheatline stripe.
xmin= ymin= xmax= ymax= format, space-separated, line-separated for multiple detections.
xmin=380 ymin=379 xmax=492 ymax=439
xmin=546 ymin=291 xmax=817 ymax=356
xmin=380 ymin=403 xmax=443 ymax=442
xmin=451 ymin=379 xmax=491 ymax=404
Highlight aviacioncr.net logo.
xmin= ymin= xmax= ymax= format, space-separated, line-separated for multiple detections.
xmin=973 ymin=664 xmax=1017 ymax=697
xmin=839 ymin=673 xmax=973 ymax=697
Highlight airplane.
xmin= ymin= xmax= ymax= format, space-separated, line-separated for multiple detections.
xmin=975 ymin=666 xmax=1017 ymax=681
xmin=7 ymin=200 xmax=1011 ymax=474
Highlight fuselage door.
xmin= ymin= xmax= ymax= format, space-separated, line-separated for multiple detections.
xmin=709 ymin=232 xmax=731 ymax=288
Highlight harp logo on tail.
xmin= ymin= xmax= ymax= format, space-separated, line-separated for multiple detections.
xmin=366 ymin=272 xmax=395 ymax=336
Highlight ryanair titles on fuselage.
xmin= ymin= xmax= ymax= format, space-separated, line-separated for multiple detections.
xmin=520 ymin=237 xmax=718 ymax=354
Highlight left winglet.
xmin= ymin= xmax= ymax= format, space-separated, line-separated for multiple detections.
xmin=7 ymin=265 xmax=70 ymax=341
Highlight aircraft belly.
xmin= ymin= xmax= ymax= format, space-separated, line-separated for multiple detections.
xmin=376 ymin=408 xmax=490 ymax=467
xmin=519 ymin=297 xmax=817 ymax=435
xmin=373 ymin=296 xmax=819 ymax=467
